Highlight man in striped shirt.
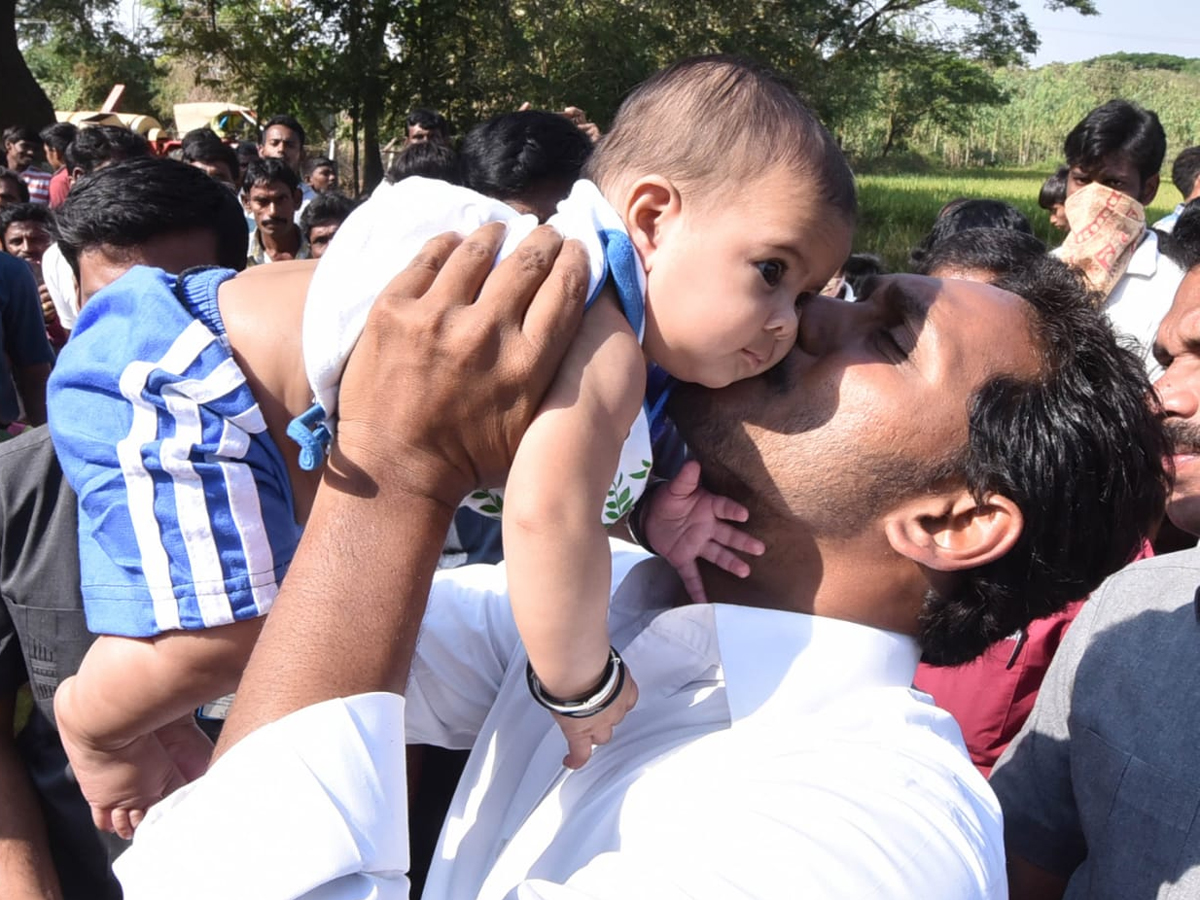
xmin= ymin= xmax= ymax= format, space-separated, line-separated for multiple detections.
xmin=3 ymin=127 xmax=51 ymax=206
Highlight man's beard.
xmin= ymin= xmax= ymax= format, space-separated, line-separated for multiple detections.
xmin=667 ymin=378 xmax=965 ymax=541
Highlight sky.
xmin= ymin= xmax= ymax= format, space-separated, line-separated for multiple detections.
xmin=1020 ymin=0 xmax=1200 ymax=66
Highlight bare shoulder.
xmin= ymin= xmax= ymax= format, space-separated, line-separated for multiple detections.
xmin=218 ymin=259 xmax=321 ymax=521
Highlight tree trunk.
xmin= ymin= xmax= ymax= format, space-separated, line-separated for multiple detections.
xmin=0 ymin=0 xmax=56 ymax=129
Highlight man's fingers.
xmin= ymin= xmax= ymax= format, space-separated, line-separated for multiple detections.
xmin=129 ymin=808 xmax=146 ymax=831
xmin=374 ymin=231 xmax=465 ymax=310
xmin=431 ymin=222 xmax=509 ymax=308
xmin=478 ymin=225 xmax=563 ymax=319
xmin=520 ymin=237 xmax=589 ymax=368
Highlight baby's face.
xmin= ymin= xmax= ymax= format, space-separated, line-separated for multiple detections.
xmin=642 ymin=166 xmax=853 ymax=389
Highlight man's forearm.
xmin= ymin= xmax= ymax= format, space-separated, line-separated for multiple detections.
xmin=0 ymin=694 xmax=64 ymax=900
xmin=214 ymin=456 xmax=457 ymax=757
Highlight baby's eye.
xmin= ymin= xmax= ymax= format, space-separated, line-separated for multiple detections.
xmin=757 ymin=260 xmax=786 ymax=287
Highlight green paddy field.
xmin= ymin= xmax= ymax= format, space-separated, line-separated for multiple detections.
xmin=854 ymin=167 xmax=1182 ymax=273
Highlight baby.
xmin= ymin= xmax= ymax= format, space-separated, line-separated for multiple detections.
xmin=49 ymin=55 xmax=855 ymax=830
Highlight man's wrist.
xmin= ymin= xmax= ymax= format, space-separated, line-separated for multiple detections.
xmin=325 ymin=436 xmax=473 ymax=514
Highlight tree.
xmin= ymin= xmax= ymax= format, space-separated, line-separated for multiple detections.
xmin=0 ymin=0 xmax=55 ymax=127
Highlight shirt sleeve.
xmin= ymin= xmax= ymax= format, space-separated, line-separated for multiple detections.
xmin=990 ymin=587 xmax=1101 ymax=878
xmin=0 ymin=255 xmax=54 ymax=368
xmin=114 ymin=694 xmax=413 ymax=900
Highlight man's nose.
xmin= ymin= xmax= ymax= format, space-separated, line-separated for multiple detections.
xmin=1155 ymin=367 xmax=1200 ymax=421
xmin=793 ymin=292 xmax=848 ymax=356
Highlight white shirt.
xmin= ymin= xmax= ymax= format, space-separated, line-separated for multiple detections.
xmin=1095 ymin=231 xmax=1183 ymax=380
xmin=41 ymin=242 xmax=79 ymax=330
xmin=116 ymin=544 xmax=1006 ymax=899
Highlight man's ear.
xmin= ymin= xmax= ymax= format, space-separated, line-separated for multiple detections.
xmin=1140 ymin=173 xmax=1160 ymax=207
xmin=883 ymin=489 xmax=1024 ymax=572
xmin=622 ymin=175 xmax=681 ymax=271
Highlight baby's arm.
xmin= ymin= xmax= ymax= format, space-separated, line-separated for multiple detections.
xmin=54 ymin=617 xmax=262 ymax=838
xmin=503 ymin=292 xmax=645 ymax=769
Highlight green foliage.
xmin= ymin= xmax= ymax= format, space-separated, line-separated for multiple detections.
xmin=23 ymin=25 xmax=168 ymax=120
xmin=1089 ymin=52 xmax=1200 ymax=75
xmin=893 ymin=59 xmax=1200 ymax=169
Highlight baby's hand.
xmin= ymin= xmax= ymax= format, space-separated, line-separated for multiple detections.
xmin=554 ymin=671 xmax=638 ymax=769
xmin=643 ymin=460 xmax=766 ymax=604
xmin=56 ymin=678 xmax=213 ymax=838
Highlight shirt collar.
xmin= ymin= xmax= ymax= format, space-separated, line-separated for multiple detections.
xmin=713 ymin=603 xmax=921 ymax=722
xmin=610 ymin=549 xmax=922 ymax=724
xmin=1125 ymin=229 xmax=1162 ymax=279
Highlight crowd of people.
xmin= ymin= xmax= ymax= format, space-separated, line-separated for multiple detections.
xmin=1 ymin=54 xmax=1199 ymax=899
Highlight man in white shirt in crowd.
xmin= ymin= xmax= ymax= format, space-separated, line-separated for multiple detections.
xmin=113 ymin=232 xmax=1168 ymax=899
xmin=1060 ymin=100 xmax=1184 ymax=376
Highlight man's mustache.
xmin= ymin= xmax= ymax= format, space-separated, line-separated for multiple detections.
xmin=1163 ymin=420 xmax=1200 ymax=456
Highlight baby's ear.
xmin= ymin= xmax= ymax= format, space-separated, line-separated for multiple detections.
xmin=623 ymin=175 xmax=681 ymax=270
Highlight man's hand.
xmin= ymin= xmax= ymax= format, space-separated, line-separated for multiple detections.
xmin=516 ymin=102 xmax=601 ymax=143
xmin=56 ymin=678 xmax=212 ymax=839
xmin=334 ymin=222 xmax=589 ymax=510
xmin=37 ymin=284 xmax=56 ymax=326
xmin=216 ymin=223 xmax=589 ymax=755
xmin=643 ymin=461 xmax=766 ymax=604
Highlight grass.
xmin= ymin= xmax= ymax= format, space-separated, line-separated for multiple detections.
xmin=853 ymin=167 xmax=1182 ymax=273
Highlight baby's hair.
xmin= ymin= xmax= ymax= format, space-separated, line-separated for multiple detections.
xmin=585 ymin=55 xmax=856 ymax=224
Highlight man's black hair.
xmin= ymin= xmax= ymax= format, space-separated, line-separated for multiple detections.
xmin=461 ymin=111 xmax=592 ymax=203
xmin=842 ymin=253 xmax=887 ymax=296
xmin=3 ymin=126 xmax=41 ymax=147
xmin=1039 ymin=166 xmax=1068 ymax=211
xmin=911 ymin=228 xmax=1048 ymax=280
xmin=918 ymin=253 xmax=1170 ymax=665
xmin=1171 ymin=147 xmax=1200 ymax=201
xmin=299 ymin=191 xmax=356 ymax=239
xmin=0 ymin=168 xmax=30 ymax=203
xmin=262 ymin=114 xmax=306 ymax=148
xmin=0 ymin=202 xmax=52 ymax=240
xmin=386 ymin=142 xmax=461 ymax=185
xmin=406 ymin=108 xmax=449 ymax=136
xmin=1162 ymin=198 xmax=1200 ymax=272
xmin=909 ymin=200 xmax=1033 ymax=271
xmin=54 ymin=157 xmax=247 ymax=277
xmin=65 ymin=126 xmax=150 ymax=177
xmin=235 ymin=142 xmax=260 ymax=164
xmin=304 ymin=156 xmax=336 ymax=178
xmin=1064 ymin=99 xmax=1166 ymax=183
xmin=242 ymin=157 xmax=300 ymax=194
xmin=180 ymin=128 xmax=239 ymax=180
xmin=39 ymin=122 xmax=77 ymax=155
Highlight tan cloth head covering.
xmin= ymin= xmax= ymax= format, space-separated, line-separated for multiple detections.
xmin=1058 ymin=182 xmax=1146 ymax=303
